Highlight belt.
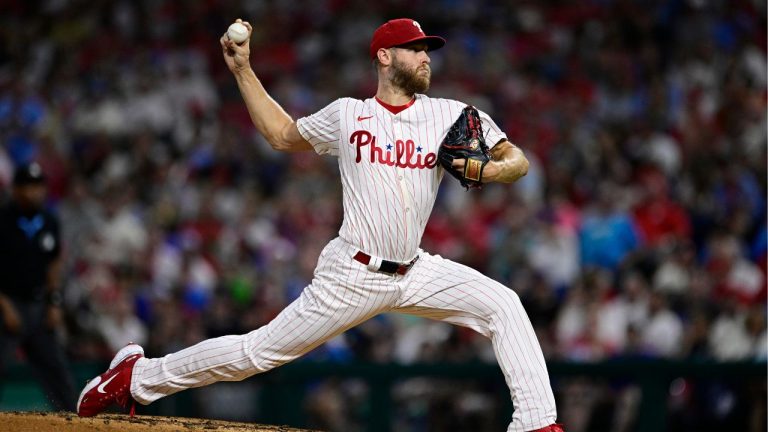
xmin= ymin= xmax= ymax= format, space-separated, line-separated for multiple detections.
xmin=353 ymin=251 xmax=419 ymax=275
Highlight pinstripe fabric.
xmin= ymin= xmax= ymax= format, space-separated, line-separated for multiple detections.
xmin=131 ymin=240 xmax=557 ymax=431
xmin=296 ymin=94 xmax=507 ymax=262
xmin=131 ymin=238 xmax=399 ymax=403
xmin=129 ymin=95 xmax=557 ymax=431
xmin=395 ymin=251 xmax=557 ymax=431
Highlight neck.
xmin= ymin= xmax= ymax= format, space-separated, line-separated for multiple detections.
xmin=375 ymin=80 xmax=414 ymax=106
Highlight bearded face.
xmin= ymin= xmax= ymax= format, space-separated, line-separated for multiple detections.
xmin=390 ymin=53 xmax=431 ymax=95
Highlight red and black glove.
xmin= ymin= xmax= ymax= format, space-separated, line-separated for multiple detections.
xmin=437 ymin=106 xmax=492 ymax=189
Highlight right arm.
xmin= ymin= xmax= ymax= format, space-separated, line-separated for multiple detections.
xmin=221 ymin=19 xmax=312 ymax=152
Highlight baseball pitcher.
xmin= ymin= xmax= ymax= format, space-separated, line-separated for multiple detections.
xmin=77 ymin=18 xmax=563 ymax=432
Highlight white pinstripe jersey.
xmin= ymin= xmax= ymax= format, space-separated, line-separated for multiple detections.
xmin=296 ymin=94 xmax=507 ymax=262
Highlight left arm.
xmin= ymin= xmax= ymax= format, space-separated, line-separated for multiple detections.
xmin=483 ymin=140 xmax=529 ymax=183
xmin=446 ymin=107 xmax=529 ymax=185
xmin=453 ymin=140 xmax=529 ymax=183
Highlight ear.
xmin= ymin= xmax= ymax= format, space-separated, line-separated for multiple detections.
xmin=376 ymin=48 xmax=393 ymax=66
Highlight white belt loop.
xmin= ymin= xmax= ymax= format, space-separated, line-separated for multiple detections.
xmin=366 ymin=255 xmax=383 ymax=272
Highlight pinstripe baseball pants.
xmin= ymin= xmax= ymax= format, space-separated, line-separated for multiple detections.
xmin=130 ymin=237 xmax=557 ymax=431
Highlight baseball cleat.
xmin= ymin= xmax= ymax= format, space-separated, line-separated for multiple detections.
xmin=77 ymin=343 xmax=144 ymax=417
xmin=530 ymin=424 xmax=565 ymax=432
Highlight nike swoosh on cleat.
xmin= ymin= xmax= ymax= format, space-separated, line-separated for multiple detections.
xmin=97 ymin=374 xmax=118 ymax=394
xmin=357 ymin=115 xmax=374 ymax=121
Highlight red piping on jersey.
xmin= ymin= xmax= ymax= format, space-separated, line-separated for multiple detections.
xmin=375 ymin=96 xmax=416 ymax=115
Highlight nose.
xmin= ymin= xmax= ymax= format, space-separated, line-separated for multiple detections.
xmin=419 ymin=50 xmax=430 ymax=64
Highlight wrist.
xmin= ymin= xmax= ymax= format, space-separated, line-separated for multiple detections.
xmin=232 ymin=65 xmax=254 ymax=78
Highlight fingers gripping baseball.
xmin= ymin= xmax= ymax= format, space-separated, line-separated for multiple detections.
xmin=220 ymin=19 xmax=253 ymax=72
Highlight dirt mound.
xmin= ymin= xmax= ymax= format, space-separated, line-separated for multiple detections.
xmin=0 ymin=411 xmax=318 ymax=432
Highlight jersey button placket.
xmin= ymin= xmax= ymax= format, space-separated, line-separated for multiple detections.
xmin=396 ymin=169 xmax=411 ymax=255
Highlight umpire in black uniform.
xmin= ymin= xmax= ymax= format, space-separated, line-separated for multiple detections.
xmin=0 ymin=162 xmax=76 ymax=411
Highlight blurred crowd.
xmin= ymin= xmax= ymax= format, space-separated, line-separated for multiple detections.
xmin=0 ymin=0 xmax=766 ymax=430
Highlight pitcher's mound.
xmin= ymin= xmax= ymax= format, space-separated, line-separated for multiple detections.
xmin=0 ymin=411 xmax=317 ymax=432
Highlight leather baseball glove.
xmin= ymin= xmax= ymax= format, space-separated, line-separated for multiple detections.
xmin=437 ymin=106 xmax=492 ymax=189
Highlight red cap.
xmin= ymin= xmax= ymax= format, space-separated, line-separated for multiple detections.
xmin=369 ymin=18 xmax=446 ymax=59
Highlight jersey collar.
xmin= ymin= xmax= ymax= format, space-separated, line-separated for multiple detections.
xmin=375 ymin=95 xmax=416 ymax=115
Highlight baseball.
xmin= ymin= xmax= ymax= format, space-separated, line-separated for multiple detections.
xmin=227 ymin=22 xmax=249 ymax=44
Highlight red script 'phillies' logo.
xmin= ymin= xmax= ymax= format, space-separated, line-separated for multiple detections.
xmin=350 ymin=130 xmax=437 ymax=169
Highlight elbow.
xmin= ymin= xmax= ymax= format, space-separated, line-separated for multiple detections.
xmin=266 ymin=122 xmax=304 ymax=152
xmin=265 ymin=128 xmax=293 ymax=152
xmin=268 ymin=138 xmax=291 ymax=152
xmin=268 ymin=137 xmax=310 ymax=153
xmin=519 ymin=157 xmax=529 ymax=178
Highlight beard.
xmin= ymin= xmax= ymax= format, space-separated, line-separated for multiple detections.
xmin=390 ymin=56 xmax=431 ymax=95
